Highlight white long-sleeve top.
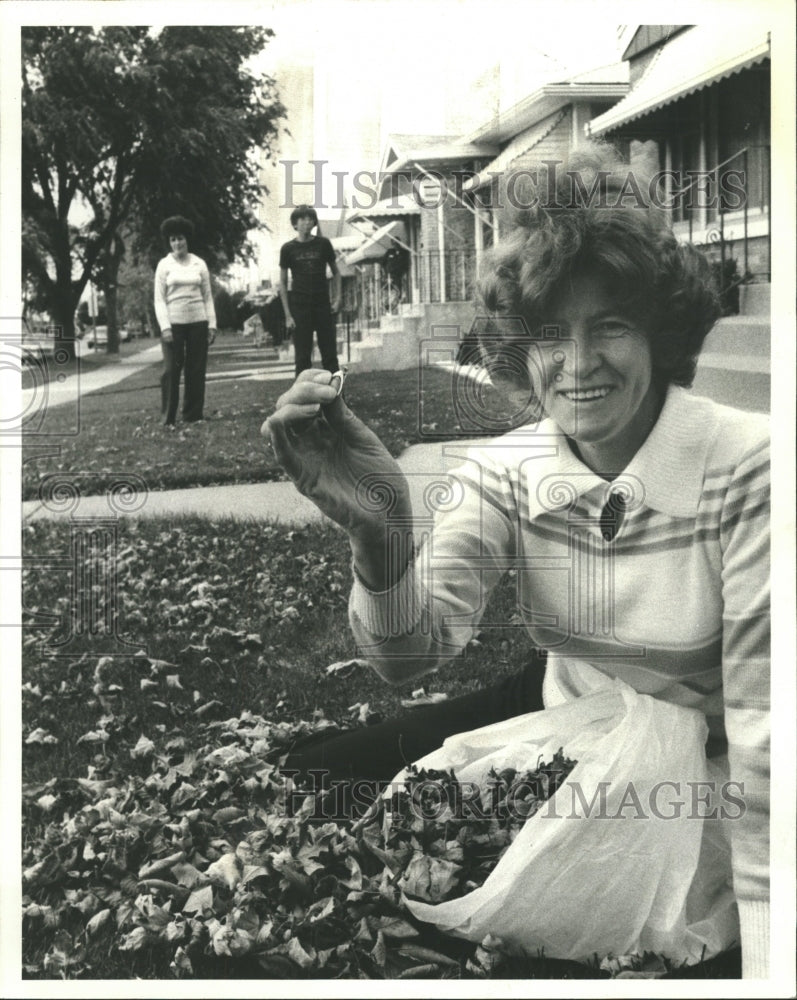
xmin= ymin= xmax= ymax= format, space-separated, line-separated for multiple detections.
xmin=154 ymin=252 xmax=216 ymax=331
xmin=350 ymin=386 xmax=770 ymax=977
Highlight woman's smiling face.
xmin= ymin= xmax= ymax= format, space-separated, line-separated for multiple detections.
xmin=528 ymin=270 xmax=663 ymax=472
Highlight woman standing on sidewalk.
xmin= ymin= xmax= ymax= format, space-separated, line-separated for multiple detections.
xmin=154 ymin=216 xmax=217 ymax=426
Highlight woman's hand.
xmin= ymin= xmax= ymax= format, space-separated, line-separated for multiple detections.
xmin=208 ymin=327 xmax=217 ymax=345
xmin=161 ymin=328 xmax=173 ymax=344
xmin=285 ymin=314 xmax=296 ymax=331
xmin=262 ymin=371 xmax=413 ymax=586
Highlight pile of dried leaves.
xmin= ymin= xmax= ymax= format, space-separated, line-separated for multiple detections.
xmin=23 ymin=709 xmax=584 ymax=980
xmin=367 ymin=754 xmax=578 ymax=907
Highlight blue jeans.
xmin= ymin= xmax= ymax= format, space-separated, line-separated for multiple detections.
xmin=160 ymin=321 xmax=209 ymax=423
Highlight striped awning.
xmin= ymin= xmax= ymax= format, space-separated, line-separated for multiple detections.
xmin=588 ymin=26 xmax=770 ymax=136
xmin=345 ymin=221 xmax=407 ymax=266
xmin=347 ymin=194 xmax=420 ymax=222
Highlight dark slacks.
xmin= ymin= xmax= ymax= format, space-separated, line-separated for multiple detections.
xmin=281 ymin=657 xmax=547 ymax=817
xmin=290 ymin=294 xmax=339 ymax=376
xmin=160 ymin=321 xmax=209 ymax=424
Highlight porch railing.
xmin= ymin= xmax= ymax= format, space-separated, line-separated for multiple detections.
xmin=348 ymin=249 xmax=480 ymax=332
xmin=685 ymin=145 xmax=771 ymax=313
xmin=416 ymin=249 xmax=479 ymax=305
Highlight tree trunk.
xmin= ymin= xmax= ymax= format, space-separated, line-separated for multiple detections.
xmin=105 ymin=280 xmax=120 ymax=354
xmin=146 ymin=300 xmax=159 ymax=339
xmin=49 ymin=279 xmax=77 ymax=360
xmin=50 ymin=222 xmax=78 ymax=360
xmin=103 ymin=237 xmax=125 ymax=354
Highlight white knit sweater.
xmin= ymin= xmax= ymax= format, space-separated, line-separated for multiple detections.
xmin=154 ymin=252 xmax=216 ymax=331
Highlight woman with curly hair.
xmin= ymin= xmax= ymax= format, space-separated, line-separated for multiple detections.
xmin=263 ymin=145 xmax=769 ymax=978
xmin=154 ymin=215 xmax=217 ymax=425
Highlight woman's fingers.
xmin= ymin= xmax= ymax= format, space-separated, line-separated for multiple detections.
xmin=264 ymin=418 xmax=302 ymax=480
xmin=276 ymin=372 xmax=337 ymax=410
xmin=263 ymin=402 xmax=321 ymax=440
xmin=319 ymin=392 xmax=348 ymax=432
xmin=262 ymin=405 xmax=321 ymax=481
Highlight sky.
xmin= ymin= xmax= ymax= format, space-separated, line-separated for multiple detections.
xmin=250 ymin=1 xmax=626 ymax=278
xmin=261 ymin=0 xmax=624 ymax=138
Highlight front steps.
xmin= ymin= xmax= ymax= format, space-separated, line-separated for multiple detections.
xmin=692 ymin=301 xmax=770 ymax=413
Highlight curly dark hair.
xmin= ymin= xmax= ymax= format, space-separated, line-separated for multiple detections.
xmin=159 ymin=215 xmax=195 ymax=243
xmin=477 ymin=143 xmax=720 ymax=390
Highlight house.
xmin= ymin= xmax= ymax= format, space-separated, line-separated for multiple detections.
xmin=343 ymin=133 xmax=497 ymax=369
xmin=587 ymin=24 xmax=771 ymax=412
xmin=588 ymin=25 xmax=770 ymax=306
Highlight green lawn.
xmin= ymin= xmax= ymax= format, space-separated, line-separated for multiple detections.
xmin=22 ymin=333 xmax=522 ymax=501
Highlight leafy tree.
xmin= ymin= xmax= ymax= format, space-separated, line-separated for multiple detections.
xmin=22 ymin=26 xmax=284 ymax=356
xmin=116 ymin=235 xmax=157 ymax=335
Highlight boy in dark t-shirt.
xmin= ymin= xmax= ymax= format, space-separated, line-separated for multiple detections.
xmin=279 ymin=205 xmax=341 ymax=376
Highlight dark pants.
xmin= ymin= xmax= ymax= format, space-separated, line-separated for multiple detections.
xmin=281 ymin=657 xmax=547 ymax=818
xmin=160 ymin=321 xmax=209 ymax=424
xmin=291 ymin=294 xmax=339 ymax=376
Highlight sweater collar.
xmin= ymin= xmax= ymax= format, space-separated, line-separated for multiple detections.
xmin=523 ymin=386 xmax=712 ymax=520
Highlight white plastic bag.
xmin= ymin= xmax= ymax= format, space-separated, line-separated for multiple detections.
xmin=397 ymin=680 xmax=738 ymax=965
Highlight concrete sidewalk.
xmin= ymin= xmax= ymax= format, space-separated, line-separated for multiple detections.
xmin=19 ymin=341 xmax=493 ymax=527
xmin=21 ymin=436 xmax=494 ymax=525
xmin=21 ymin=340 xmax=299 ymax=416
xmin=21 ymin=343 xmax=164 ymax=412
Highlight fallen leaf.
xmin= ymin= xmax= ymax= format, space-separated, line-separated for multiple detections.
xmin=138 ymin=851 xmax=186 ymax=879
xmin=85 ymin=908 xmax=112 ymax=936
xmin=206 ymin=853 xmax=241 ymax=890
xmin=324 ymin=658 xmax=369 ymax=679
xmin=399 ymin=855 xmax=462 ymax=904
xmin=401 ymin=692 xmax=448 ymax=709
xmin=182 ymin=885 xmax=213 ymax=914
xmin=25 ymin=728 xmax=58 ymax=745
xmin=287 ymin=936 xmax=315 ymax=968
xmin=398 ymin=942 xmax=460 ymax=967
xmin=130 ymin=734 xmax=155 ymax=758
